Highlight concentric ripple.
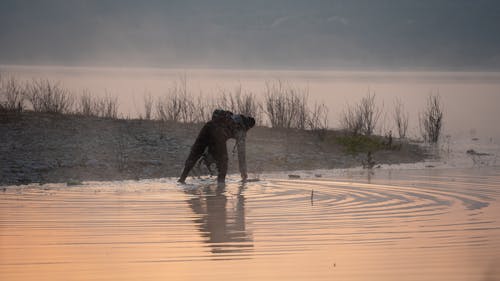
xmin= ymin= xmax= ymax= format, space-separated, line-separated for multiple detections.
xmin=1 ymin=168 xmax=500 ymax=281
xmin=246 ymin=177 xmax=497 ymax=250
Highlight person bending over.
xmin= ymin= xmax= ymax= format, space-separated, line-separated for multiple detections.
xmin=178 ymin=109 xmax=256 ymax=183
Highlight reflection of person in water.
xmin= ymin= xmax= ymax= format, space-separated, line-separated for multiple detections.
xmin=185 ymin=184 xmax=252 ymax=254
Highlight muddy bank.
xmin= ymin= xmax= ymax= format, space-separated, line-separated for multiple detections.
xmin=0 ymin=112 xmax=425 ymax=185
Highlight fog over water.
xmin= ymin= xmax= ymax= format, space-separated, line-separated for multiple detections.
xmin=1 ymin=1 xmax=500 ymax=70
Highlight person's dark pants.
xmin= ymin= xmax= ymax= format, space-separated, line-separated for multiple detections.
xmin=179 ymin=122 xmax=229 ymax=183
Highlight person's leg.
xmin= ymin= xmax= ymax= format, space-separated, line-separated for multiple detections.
xmin=200 ymin=149 xmax=216 ymax=176
xmin=178 ymin=124 xmax=211 ymax=183
xmin=178 ymin=142 xmax=206 ymax=183
xmin=210 ymin=139 xmax=228 ymax=183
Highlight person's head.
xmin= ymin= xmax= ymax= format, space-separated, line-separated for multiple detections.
xmin=243 ymin=115 xmax=256 ymax=130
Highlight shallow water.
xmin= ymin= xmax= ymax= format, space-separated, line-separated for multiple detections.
xmin=1 ymin=167 xmax=500 ymax=280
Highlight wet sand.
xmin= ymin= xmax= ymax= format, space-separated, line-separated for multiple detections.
xmin=1 ymin=167 xmax=500 ymax=280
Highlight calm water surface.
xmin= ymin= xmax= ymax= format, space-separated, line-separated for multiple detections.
xmin=1 ymin=167 xmax=500 ymax=280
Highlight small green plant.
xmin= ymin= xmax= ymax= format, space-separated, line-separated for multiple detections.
xmin=336 ymin=134 xmax=384 ymax=154
xmin=66 ymin=179 xmax=83 ymax=186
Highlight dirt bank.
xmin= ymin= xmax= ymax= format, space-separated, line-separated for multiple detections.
xmin=0 ymin=112 xmax=426 ymax=185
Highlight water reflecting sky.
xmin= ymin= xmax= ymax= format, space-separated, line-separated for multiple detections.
xmin=1 ymin=167 xmax=499 ymax=280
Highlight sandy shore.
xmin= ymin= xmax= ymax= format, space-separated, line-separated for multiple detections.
xmin=0 ymin=112 xmax=425 ymax=185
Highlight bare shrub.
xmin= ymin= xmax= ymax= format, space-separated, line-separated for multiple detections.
xmin=216 ymin=84 xmax=262 ymax=123
xmin=216 ymin=88 xmax=238 ymax=112
xmin=155 ymin=96 xmax=168 ymax=122
xmin=393 ymin=97 xmax=409 ymax=139
xmin=0 ymin=76 xmax=25 ymax=112
xmin=77 ymin=90 xmax=95 ymax=116
xmin=193 ymin=94 xmax=214 ymax=123
xmin=98 ymin=93 xmax=119 ymax=119
xmin=155 ymin=76 xmax=196 ymax=123
xmin=340 ymin=103 xmax=363 ymax=135
xmin=308 ymin=102 xmax=329 ymax=140
xmin=76 ymin=90 xmax=119 ymax=119
xmin=359 ymin=93 xmax=382 ymax=135
xmin=264 ymin=80 xmax=309 ymax=129
xmin=340 ymin=92 xmax=382 ymax=136
xmin=25 ymin=79 xmax=74 ymax=114
xmin=308 ymin=102 xmax=329 ymax=131
xmin=238 ymin=92 xmax=262 ymax=123
xmin=156 ymin=91 xmax=189 ymax=122
xmin=419 ymin=93 xmax=443 ymax=143
xmin=142 ymin=92 xmax=153 ymax=120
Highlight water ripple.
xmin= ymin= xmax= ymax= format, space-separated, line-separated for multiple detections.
xmin=1 ymin=168 xmax=500 ymax=281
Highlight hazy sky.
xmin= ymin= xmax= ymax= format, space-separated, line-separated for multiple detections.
xmin=1 ymin=0 xmax=499 ymax=70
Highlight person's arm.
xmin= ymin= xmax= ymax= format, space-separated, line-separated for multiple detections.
xmin=236 ymin=130 xmax=248 ymax=181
